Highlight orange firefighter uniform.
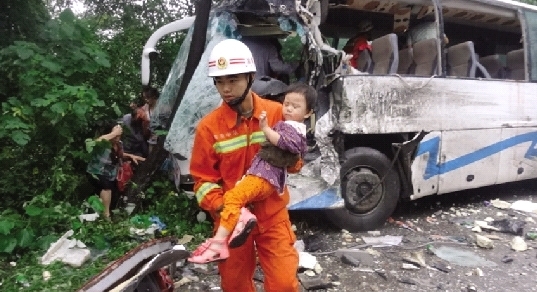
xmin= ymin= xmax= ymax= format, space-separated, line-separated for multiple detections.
xmin=190 ymin=92 xmax=299 ymax=292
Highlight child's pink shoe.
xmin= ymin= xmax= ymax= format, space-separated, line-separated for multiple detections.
xmin=228 ymin=207 xmax=257 ymax=248
xmin=187 ymin=238 xmax=229 ymax=264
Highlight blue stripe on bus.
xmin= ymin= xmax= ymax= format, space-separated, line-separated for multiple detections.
xmin=416 ymin=131 xmax=537 ymax=180
xmin=288 ymin=188 xmax=341 ymax=210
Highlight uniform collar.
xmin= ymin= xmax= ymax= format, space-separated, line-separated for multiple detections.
xmin=222 ymin=92 xmax=264 ymax=129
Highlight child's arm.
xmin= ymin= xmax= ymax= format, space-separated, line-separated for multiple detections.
xmin=260 ymin=111 xmax=280 ymax=146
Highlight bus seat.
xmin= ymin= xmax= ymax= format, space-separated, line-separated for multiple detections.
xmin=370 ymin=33 xmax=399 ymax=74
xmin=397 ymin=47 xmax=414 ymax=74
xmin=479 ymin=54 xmax=506 ymax=79
xmin=412 ymin=38 xmax=438 ymax=76
xmin=447 ymin=41 xmax=477 ymax=77
xmin=357 ymin=50 xmax=372 ymax=73
xmin=506 ymin=49 xmax=525 ymax=80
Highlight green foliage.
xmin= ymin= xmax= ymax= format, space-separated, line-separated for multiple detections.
xmin=0 ymin=2 xmax=203 ymax=291
xmin=0 ymin=9 xmax=112 ymax=207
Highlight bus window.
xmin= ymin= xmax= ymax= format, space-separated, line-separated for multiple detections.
xmin=441 ymin=1 xmax=522 ymax=79
xmin=524 ymin=10 xmax=537 ymax=81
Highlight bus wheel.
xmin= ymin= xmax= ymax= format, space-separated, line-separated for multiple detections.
xmin=325 ymin=147 xmax=400 ymax=231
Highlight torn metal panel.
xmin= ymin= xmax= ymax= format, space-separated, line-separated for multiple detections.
xmin=315 ymin=108 xmax=340 ymax=185
xmin=335 ymin=75 xmax=537 ymax=134
xmin=78 ymin=237 xmax=179 ymax=292
xmin=213 ymin=0 xmax=298 ymax=16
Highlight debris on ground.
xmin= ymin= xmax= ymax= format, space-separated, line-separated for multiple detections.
xmin=490 ymin=218 xmax=526 ymax=235
xmin=510 ymin=236 xmax=528 ymax=251
xmin=431 ymin=246 xmax=496 ymax=267
xmin=298 ymin=251 xmax=317 ymax=270
xmin=510 ymin=200 xmax=537 ymax=213
xmin=361 ymin=235 xmax=403 ymax=247
xmin=475 ymin=234 xmax=494 ymax=249
xmin=40 ymin=230 xmax=91 ymax=268
xmin=490 ymin=198 xmax=511 ymax=209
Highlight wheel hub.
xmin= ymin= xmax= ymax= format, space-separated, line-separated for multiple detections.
xmin=344 ymin=168 xmax=383 ymax=213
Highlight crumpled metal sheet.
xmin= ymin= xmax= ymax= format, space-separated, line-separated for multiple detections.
xmin=315 ymin=108 xmax=340 ymax=185
xmin=213 ymin=0 xmax=297 ymax=16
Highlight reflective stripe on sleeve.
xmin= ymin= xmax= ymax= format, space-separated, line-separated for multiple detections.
xmin=195 ymin=182 xmax=221 ymax=203
xmin=213 ymin=135 xmax=248 ymax=154
xmin=250 ymin=131 xmax=266 ymax=145
xmin=212 ymin=131 xmax=267 ymax=154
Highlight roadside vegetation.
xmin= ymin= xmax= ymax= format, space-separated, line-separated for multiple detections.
xmin=0 ymin=1 xmax=210 ymax=290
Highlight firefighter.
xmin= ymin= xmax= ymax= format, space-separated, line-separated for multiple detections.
xmin=189 ymin=38 xmax=299 ymax=292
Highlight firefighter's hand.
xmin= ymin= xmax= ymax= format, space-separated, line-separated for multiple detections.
xmin=259 ymin=110 xmax=268 ymax=130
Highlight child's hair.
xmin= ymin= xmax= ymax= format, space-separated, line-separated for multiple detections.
xmin=143 ymin=86 xmax=160 ymax=99
xmin=285 ymin=82 xmax=317 ymax=112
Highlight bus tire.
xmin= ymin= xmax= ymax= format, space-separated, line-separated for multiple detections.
xmin=325 ymin=147 xmax=400 ymax=231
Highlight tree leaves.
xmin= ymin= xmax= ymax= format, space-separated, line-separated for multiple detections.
xmin=24 ymin=205 xmax=43 ymax=217
xmin=0 ymin=220 xmax=15 ymax=235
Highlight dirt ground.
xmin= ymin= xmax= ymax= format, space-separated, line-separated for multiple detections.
xmin=176 ymin=179 xmax=537 ymax=292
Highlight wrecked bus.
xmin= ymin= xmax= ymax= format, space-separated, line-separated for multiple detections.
xmin=142 ymin=0 xmax=537 ymax=231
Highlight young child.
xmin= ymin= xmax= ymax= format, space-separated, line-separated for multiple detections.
xmin=188 ymin=82 xmax=317 ymax=264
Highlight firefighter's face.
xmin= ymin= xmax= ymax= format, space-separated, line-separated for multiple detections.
xmin=214 ymin=74 xmax=249 ymax=103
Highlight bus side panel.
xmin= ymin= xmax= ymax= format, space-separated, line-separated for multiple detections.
xmin=497 ymin=127 xmax=537 ymax=184
xmin=338 ymin=76 xmax=537 ymax=134
xmin=436 ymin=129 xmax=503 ymax=195
xmin=410 ymin=132 xmax=441 ymax=200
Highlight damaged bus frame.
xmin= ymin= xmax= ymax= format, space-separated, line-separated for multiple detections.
xmin=142 ymin=0 xmax=537 ymax=231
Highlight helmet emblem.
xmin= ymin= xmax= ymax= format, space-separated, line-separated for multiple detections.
xmin=217 ymin=57 xmax=227 ymax=69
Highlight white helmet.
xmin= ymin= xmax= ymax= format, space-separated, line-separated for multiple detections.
xmin=208 ymin=39 xmax=256 ymax=77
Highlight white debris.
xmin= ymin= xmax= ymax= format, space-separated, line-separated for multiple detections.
xmin=475 ymin=268 xmax=484 ymax=277
xmin=471 ymin=226 xmax=482 ymax=233
xmin=511 ymin=200 xmax=537 ymax=213
xmin=298 ymin=252 xmax=318 ymax=270
xmin=294 ymin=240 xmax=305 ymax=252
xmin=304 ymin=270 xmax=316 ymax=277
xmin=402 ymin=263 xmax=420 ymax=270
xmin=124 ymin=203 xmax=136 ymax=215
xmin=362 ymin=235 xmax=403 ymax=247
xmin=172 ymin=244 xmax=186 ymax=250
xmin=42 ymin=271 xmax=51 ymax=281
xmin=526 ymin=217 xmax=536 ymax=224
xmin=511 ymin=236 xmax=528 ymax=251
xmin=40 ymin=230 xmax=90 ymax=268
xmin=367 ymin=231 xmax=381 ymax=236
xmin=314 ymin=263 xmax=323 ymax=274
xmin=484 ymin=217 xmax=495 ymax=222
xmin=342 ymin=233 xmax=353 ymax=240
xmin=9 ymin=262 xmax=16 ymax=267
xmin=491 ymin=199 xmax=511 ymax=209
xmin=475 ymin=234 xmax=494 ymax=249
xmin=79 ymin=213 xmax=99 ymax=222
xmin=291 ymin=224 xmax=297 ymax=232
xmin=474 ymin=220 xmax=500 ymax=231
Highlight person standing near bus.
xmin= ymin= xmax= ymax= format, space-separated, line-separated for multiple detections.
xmin=343 ymin=20 xmax=374 ymax=69
xmin=189 ymin=39 xmax=299 ymax=292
